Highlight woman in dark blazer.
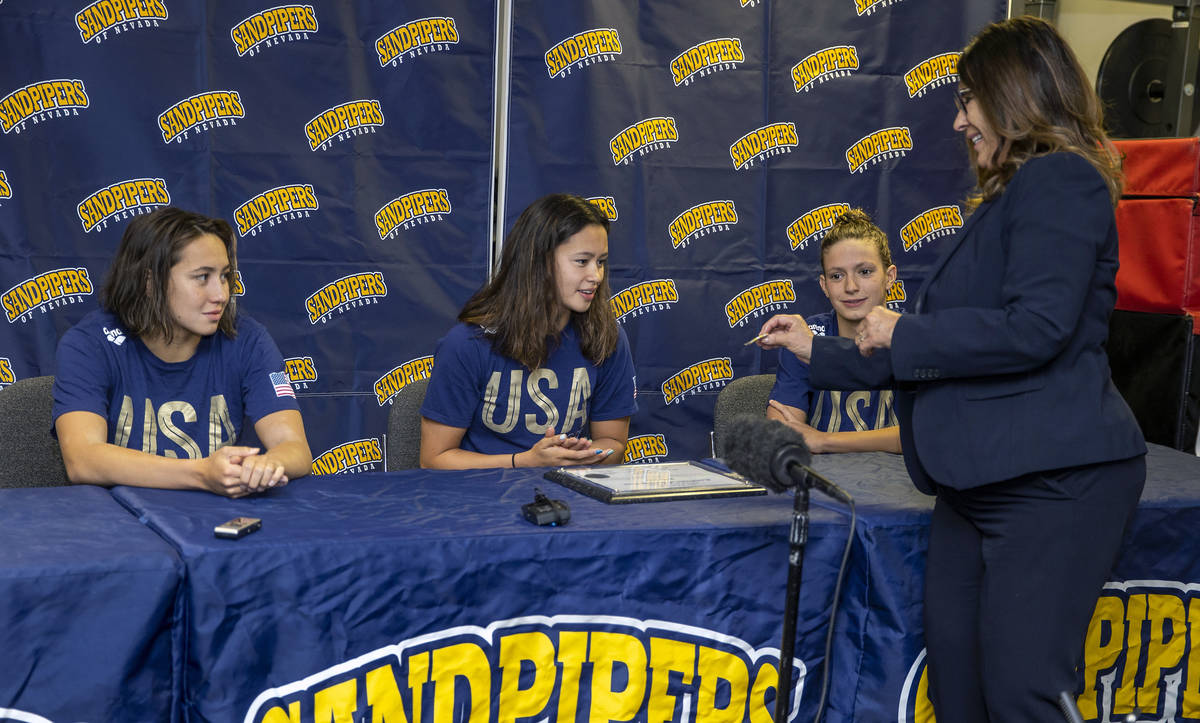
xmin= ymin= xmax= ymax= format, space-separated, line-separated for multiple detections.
xmin=757 ymin=17 xmax=1146 ymax=721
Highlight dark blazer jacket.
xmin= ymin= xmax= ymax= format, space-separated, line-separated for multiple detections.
xmin=811 ymin=152 xmax=1146 ymax=492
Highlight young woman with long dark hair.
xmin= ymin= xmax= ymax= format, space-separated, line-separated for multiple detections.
xmin=420 ymin=193 xmax=637 ymax=469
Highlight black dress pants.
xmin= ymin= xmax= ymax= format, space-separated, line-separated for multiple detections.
xmin=923 ymin=454 xmax=1145 ymax=722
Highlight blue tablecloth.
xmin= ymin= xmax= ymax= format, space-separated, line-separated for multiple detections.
xmin=7 ymin=443 xmax=1199 ymax=723
xmin=113 ymin=468 xmax=855 ymax=723
xmin=0 ymin=485 xmax=182 ymax=723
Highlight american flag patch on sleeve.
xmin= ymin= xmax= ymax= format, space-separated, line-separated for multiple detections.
xmin=270 ymin=371 xmax=296 ymax=398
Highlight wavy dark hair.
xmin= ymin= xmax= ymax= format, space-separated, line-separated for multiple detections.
xmin=100 ymin=207 xmax=238 ymax=342
xmin=958 ymin=16 xmax=1122 ymax=210
xmin=820 ymin=208 xmax=893 ymax=272
xmin=459 ymin=194 xmax=616 ymax=369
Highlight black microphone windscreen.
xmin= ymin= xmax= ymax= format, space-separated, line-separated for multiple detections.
xmin=721 ymin=414 xmax=813 ymax=492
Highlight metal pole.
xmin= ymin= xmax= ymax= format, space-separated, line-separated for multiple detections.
xmin=1166 ymin=3 xmax=1200 ymax=136
xmin=774 ymin=482 xmax=810 ymax=723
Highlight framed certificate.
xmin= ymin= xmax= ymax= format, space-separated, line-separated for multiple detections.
xmin=543 ymin=461 xmax=767 ymax=503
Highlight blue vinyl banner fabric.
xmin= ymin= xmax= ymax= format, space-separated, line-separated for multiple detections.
xmin=0 ymin=485 xmax=182 ymax=723
xmin=4 ymin=445 xmax=1200 ymax=721
xmin=97 ymin=444 xmax=1200 ymax=723
xmin=112 ymin=471 xmax=854 ymax=723
xmin=504 ymin=0 xmax=1004 ymax=460
xmin=0 ymin=2 xmax=497 ymax=459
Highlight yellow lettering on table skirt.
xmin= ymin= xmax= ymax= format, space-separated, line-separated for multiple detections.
xmin=648 ymin=638 xmax=695 ymax=723
xmin=314 ymin=678 xmax=356 ymax=723
xmin=410 ymin=650 xmax=430 ymax=723
xmin=1080 ymin=596 xmax=1125 ymax=719
xmin=1140 ymin=594 xmax=1187 ymax=709
xmin=1114 ymin=594 xmax=1147 ymax=715
xmin=589 ymin=631 xmax=649 ymax=721
xmin=556 ymin=630 xmax=588 ymax=723
xmin=431 ymin=642 xmax=490 ymax=723
xmin=366 ymin=662 xmax=410 ymax=723
xmin=749 ymin=663 xmax=780 ymax=723
xmin=696 ymin=646 xmax=749 ymax=723
xmin=498 ymin=631 xmax=557 ymax=723
xmin=1184 ymin=597 xmax=1200 ymax=715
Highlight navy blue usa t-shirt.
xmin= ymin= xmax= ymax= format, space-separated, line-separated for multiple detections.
xmin=52 ymin=309 xmax=298 ymax=458
xmin=769 ymin=311 xmax=898 ymax=433
xmin=421 ymin=321 xmax=638 ymax=454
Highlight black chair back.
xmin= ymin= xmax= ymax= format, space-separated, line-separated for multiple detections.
xmin=0 ymin=376 xmax=70 ymax=487
xmin=385 ymin=377 xmax=430 ymax=471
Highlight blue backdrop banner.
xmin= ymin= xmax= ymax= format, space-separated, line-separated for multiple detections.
xmin=0 ymin=1 xmax=498 ymax=461
xmin=2 ymin=0 xmax=1003 ymax=464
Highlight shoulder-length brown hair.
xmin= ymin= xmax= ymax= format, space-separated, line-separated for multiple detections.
xmin=959 ymin=16 xmax=1122 ymax=210
xmin=459 ymin=193 xmax=617 ymax=369
xmin=100 ymin=207 xmax=238 ymax=342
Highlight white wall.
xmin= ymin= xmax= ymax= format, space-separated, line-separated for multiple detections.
xmin=1054 ymin=0 xmax=1172 ymax=87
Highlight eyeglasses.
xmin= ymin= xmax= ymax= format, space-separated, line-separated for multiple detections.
xmin=953 ymin=87 xmax=974 ymax=114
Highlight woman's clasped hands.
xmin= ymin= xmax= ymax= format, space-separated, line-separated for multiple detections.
xmin=516 ymin=426 xmax=613 ymax=467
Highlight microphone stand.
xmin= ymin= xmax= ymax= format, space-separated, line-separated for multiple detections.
xmin=1057 ymin=691 xmax=1085 ymax=723
xmin=775 ymin=472 xmax=811 ymax=723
